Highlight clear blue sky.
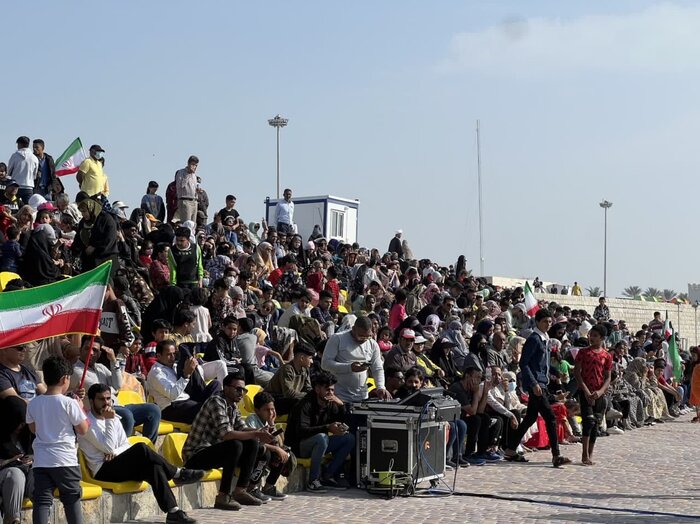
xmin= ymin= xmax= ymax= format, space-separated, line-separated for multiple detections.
xmin=2 ymin=1 xmax=698 ymax=296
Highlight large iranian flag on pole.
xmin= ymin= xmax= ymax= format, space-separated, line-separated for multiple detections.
xmin=55 ymin=137 xmax=87 ymax=177
xmin=524 ymin=281 xmax=540 ymax=317
xmin=0 ymin=262 xmax=111 ymax=348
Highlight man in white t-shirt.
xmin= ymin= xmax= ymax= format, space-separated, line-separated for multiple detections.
xmin=78 ymin=383 xmax=202 ymax=524
xmin=26 ymin=356 xmax=88 ymax=524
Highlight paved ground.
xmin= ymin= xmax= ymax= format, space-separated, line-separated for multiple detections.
xmin=135 ymin=414 xmax=700 ymax=524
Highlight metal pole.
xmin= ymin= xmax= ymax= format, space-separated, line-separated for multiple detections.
xmin=603 ymin=206 xmax=607 ymax=298
xmin=276 ymin=126 xmax=280 ymax=199
xmin=694 ymin=304 xmax=698 ymax=346
xmin=476 ymin=119 xmax=484 ymax=277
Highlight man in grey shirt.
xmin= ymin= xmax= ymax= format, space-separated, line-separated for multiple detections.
xmin=174 ymin=155 xmax=199 ymax=223
xmin=321 ymin=316 xmax=391 ymax=402
xmin=7 ymin=136 xmax=38 ymax=203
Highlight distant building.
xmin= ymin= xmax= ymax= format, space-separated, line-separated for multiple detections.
xmin=265 ymin=195 xmax=359 ymax=245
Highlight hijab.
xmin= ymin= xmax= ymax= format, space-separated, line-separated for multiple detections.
xmin=19 ymin=227 xmax=60 ymax=286
xmin=141 ymin=286 xmax=189 ymax=343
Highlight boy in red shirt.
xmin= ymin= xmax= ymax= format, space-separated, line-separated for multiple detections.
xmin=574 ymin=324 xmax=613 ymax=466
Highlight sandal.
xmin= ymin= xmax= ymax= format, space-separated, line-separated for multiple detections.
xmin=552 ymin=455 xmax=572 ymax=468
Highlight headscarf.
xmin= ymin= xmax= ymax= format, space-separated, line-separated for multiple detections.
xmin=421 ymin=283 xmax=440 ymax=305
xmin=484 ymin=300 xmax=501 ymax=319
xmin=77 ymin=198 xmax=103 ymax=223
xmin=141 ymin=286 xmax=189 ymax=343
xmin=247 ymin=222 xmax=263 ymax=245
xmin=253 ymin=242 xmax=275 ymax=275
xmin=338 ymin=314 xmax=357 ymax=333
xmin=19 ymin=227 xmax=60 ymax=286
xmin=623 ymin=357 xmax=648 ymax=388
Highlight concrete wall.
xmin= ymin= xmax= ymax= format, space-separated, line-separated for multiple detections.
xmin=535 ymin=292 xmax=700 ymax=348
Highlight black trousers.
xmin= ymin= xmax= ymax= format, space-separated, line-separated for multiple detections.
xmin=578 ymin=393 xmax=606 ymax=444
xmin=95 ymin=443 xmax=177 ymax=512
xmin=507 ymin=388 xmax=560 ymax=457
xmin=250 ymin=447 xmax=285 ymax=486
xmin=185 ymin=439 xmax=259 ymax=494
xmin=162 ymin=400 xmax=202 ymax=424
xmin=493 ymin=410 xmax=521 ymax=450
xmin=463 ymin=413 xmax=502 ymax=456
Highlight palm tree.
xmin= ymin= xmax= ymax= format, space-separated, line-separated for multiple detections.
xmin=644 ymin=287 xmax=661 ymax=299
xmin=623 ymin=286 xmax=642 ymax=298
xmin=586 ymin=286 xmax=601 ymax=297
xmin=662 ymin=289 xmax=677 ymax=301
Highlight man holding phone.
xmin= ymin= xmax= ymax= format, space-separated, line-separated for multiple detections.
xmin=285 ymin=372 xmax=355 ymax=492
xmin=322 ymin=316 xmax=391 ymax=403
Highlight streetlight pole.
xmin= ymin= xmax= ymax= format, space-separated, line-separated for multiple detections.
xmin=599 ymin=200 xmax=613 ymax=298
xmin=268 ymin=114 xmax=289 ymax=199
xmin=693 ymin=302 xmax=698 ymax=346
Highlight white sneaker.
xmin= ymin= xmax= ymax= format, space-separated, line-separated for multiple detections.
xmin=607 ymin=408 xmax=623 ymax=420
xmin=607 ymin=426 xmax=624 ymax=435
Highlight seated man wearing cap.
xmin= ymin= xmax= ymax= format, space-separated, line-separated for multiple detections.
xmin=77 ymin=144 xmax=109 ymax=198
xmin=265 ymin=343 xmax=314 ymax=415
xmin=383 ymin=328 xmax=418 ymax=373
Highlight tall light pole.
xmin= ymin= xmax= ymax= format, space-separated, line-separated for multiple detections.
xmin=599 ymin=200 xmax=613 ymax=298
xmin=693 ymin=301 xmax=698 ymax=346
xmin=268 ymin=114 xmax=288 ymax=199
xmin=476 ymin=120 xmax=484 ymax=276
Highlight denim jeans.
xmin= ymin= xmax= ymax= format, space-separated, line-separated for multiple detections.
xmin=299 ymin=432 xmax=355 ymax=481
xmin=447 ymin=419 xmax=467 ymax=460
xmin=115 ymin=403 xmax=162 ymax=443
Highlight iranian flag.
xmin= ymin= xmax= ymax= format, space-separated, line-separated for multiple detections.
xmin=0 ymin=262 xmax=111 ymax=348
xmin=524 ymin=281 xmax=540 ymax=317
xmin=55 ymin=137 xmax=87 ymax=177
xmin=667 ymin=326 xmax=683 ymax=382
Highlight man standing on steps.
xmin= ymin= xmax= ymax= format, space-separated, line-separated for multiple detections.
xmin=274 ymin=188 xmax=294 ymax=235
xmin=79 ymin=383 xmax=202 ymax=524
xmin=7 ymin=136 xmax=38 ymax=204
xmin=388 ymin=229 xmax=403 ymax=259
xmin=502 ymin=308 xmax=572 ymax=468
xmin=32 ymin=139 xmax=55 ymax=199
xmin=174 ymin=156 xmax=199 ymax=224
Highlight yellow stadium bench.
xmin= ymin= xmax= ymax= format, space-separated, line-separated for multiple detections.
xmin=242 ymin=384 xmax=263 ymax=413
xmin=118 ymin=389 xmax=175 ymax=436
xmin=161 ymin=433 xmax=222 ymax=481
xmin=79 ymin=450 xmax=148 ymax=494
xmin=22 ymin=481 xmax=102 ymax=509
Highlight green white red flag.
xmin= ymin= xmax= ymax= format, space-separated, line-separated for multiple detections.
xmin=55 ymin=137 xmax=87 ymax=177
xmin=524 ymin=281 xmax=540 ymax=317
xmin=0 ymin=262 xmax=111 ymax=348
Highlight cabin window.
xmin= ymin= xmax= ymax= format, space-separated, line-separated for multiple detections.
xmin=330 ymin=209 xmax=345 ymax=238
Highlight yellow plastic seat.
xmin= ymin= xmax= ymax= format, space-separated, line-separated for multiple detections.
xmin=79 ymin=451 xmax=148 ymax=493
xmin=22 ymin=482 xmax=102 ymax=509
xmin=161 ymin=433 xmax=222 ymax=481
xmin=242 ymin=384 xmax=263 ymax=413
xmin=118 ymin=389 xmax=174 ymax=436
xmin=164 ymin=420 xmax=192 ymax=433
xmin=0 ymin=271 xmax=20 ymax=292
xmin=367 ymin=377 xmax=376 ymax=392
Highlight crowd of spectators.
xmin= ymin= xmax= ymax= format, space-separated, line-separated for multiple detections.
xmin=0 ymin=136 xmax=699 ymax=523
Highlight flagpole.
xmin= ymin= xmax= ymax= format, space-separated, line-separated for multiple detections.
xmin=78 ymin=335 xmax=96 ymax=390
xmin=476 ymin=119 xmax=484 ymax=277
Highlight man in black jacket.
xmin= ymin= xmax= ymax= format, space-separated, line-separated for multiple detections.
xmin=203 ymin=316 xmax=241 ymax=373
xmin=32 ymin=139 xmax=56 ymax=198
xmin=284 ymin=372 xmax=354 ymax=492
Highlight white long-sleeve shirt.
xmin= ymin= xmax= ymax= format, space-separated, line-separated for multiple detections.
xmin=146 ymin=362 xmax=190 ymax=409
xmin=78 ymin=412 xmax=131 ymax=475
xmin=322 ymin=331 xmax=385 ymax=403
xmin=275 ymin=200 xmax=294 ymax=226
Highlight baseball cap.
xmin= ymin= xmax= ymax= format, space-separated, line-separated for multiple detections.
xmin=400 ymin=328 xmax=416 ymax=339
xmin=112 ymin=201 xmax=128 ymax=209
xmin=38 ymin=202 xmax=57 ymax=212
xmin=414 ymin=335 xmax=427 ymax=344
xmin=89 ymin=144 xmax=105 ymax=152
xmin=296 ymin=343 xmax=317 ymax=357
